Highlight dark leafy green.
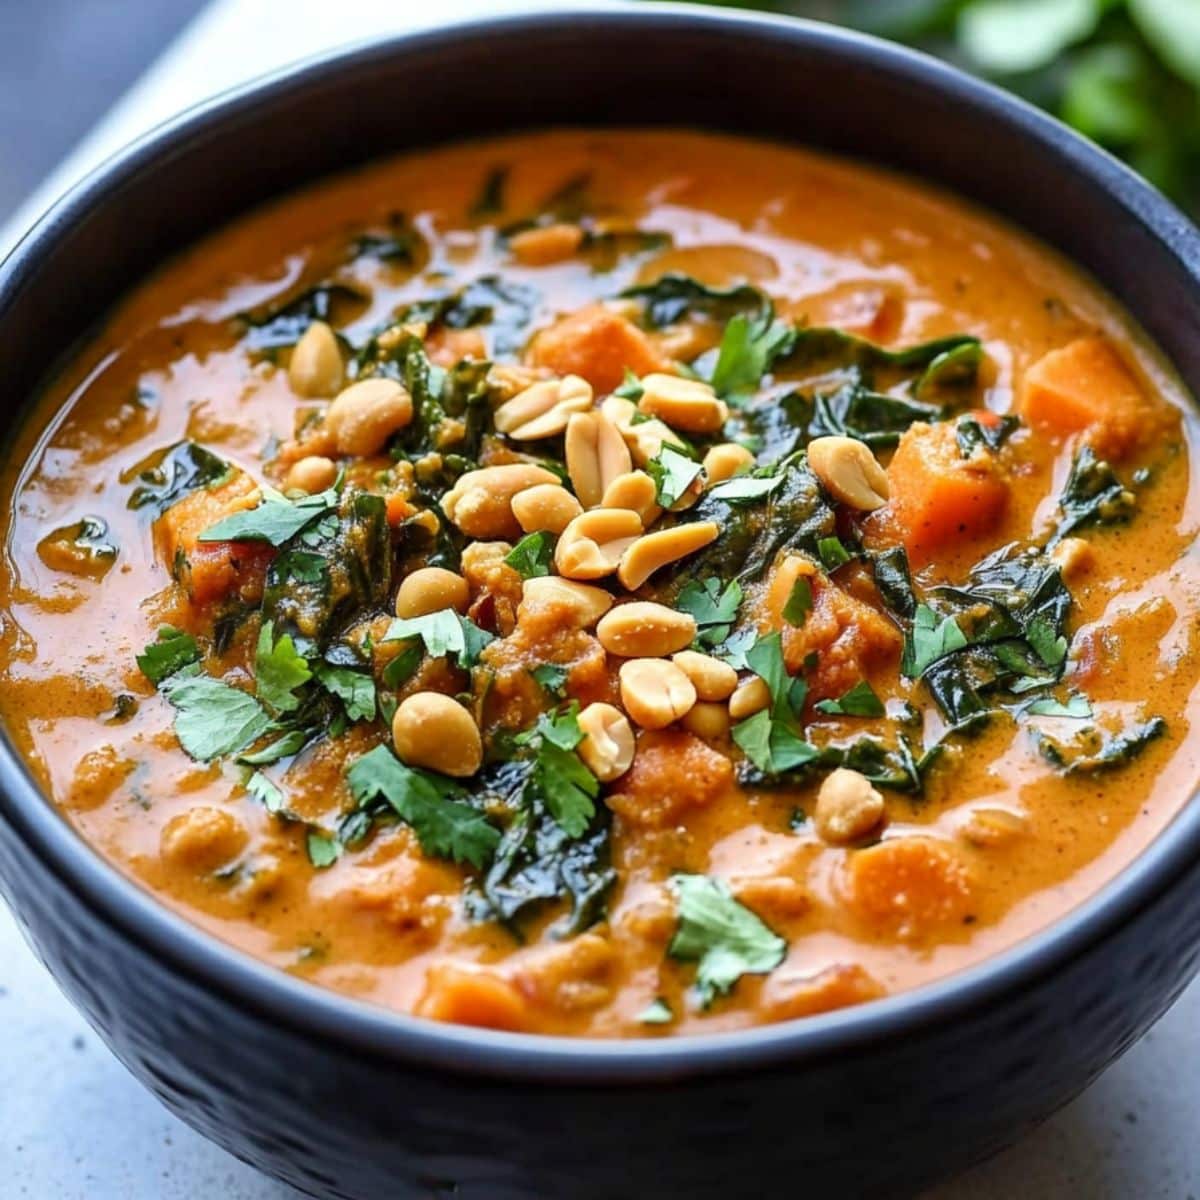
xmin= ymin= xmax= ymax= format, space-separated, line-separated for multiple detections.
xmin=127 ymin=442 xmax=231 ymax=516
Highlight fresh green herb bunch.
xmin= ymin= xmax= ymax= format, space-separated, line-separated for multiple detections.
xmin=682 ymin=0 xmax=1200 ymax=216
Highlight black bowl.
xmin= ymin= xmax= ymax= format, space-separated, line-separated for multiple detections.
xmin=2 ymin=7 xmax=1200 ymax=1198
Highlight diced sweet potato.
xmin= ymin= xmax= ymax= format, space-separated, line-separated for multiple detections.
xmin=426 ymin=325 xmax=487 ymax=367
xmin=764 ymin=963 xmax=885 ymax=1021
xmin=767 ymin=556 xmax=900 ymax=701
xmin=526 ymin=304 xmax=667 ymax=394
xmin=843 ymin=836 xmax=975 ymax=943
xmin=881 ymin=420 xmax=1008 ymax=565
xmin=155 ymin=473 xmax=274 ymax=608
xmin=1019 ymin=336 xmax=1152 ymax=460
xmin=417 ymin=963 xmax=529 ymax=1031
xmin=605 ymin=730 xmax=733 ymax=829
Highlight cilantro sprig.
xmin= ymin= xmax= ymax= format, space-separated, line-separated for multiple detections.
xmin=383 ymin=608 xmax=494 ymax=669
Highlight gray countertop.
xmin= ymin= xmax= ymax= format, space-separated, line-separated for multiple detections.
xmin=1 ymin=2 xmax=1197 ymax=1194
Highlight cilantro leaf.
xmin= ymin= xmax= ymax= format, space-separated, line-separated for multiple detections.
xmin=706 ymin=473 xmax=785 ymax=503
xmin=383 ymin=608 xmax=494 ymax=668
xmin=781 ymin=575 xmax=813 ymax=627
xmin=246 ymin=770 xmax=289 ymax=815
xmin=346 ymin=744 xmax=499 ymax=868
xmin=160 ymin=666 xmax=273 ymax=761
xmin=669 ymin=874 xmax=787 ymax=1006
xmin=254 ymin=620 xmax=313 ymax=714
xmin=901 ymin=604 xmax=969 ymax=678
xmin=505 ymin=531 xmax=555 ymax=579
xmin=732 ymin=708 xmax=818 ymax=774
xmin=198 ymin=488 xmax=336 ymax=546
xmin=815 ymin=680 xmax=886 ymax=718
xmin=745 ymin=632 xmax=807 ymax=717
xmin=531 ymin=663 xmax=570 ymax=698
xmin=614 ymin=368 xmax=644 ymax=400
xmin=237 ymin=728 xmax=311 ymax=766
xmin=638 ymin=998 xmax=674 ymax=1025
xmin=709 ymin=312 xmax=796 ymax=397
xmin=817 ymin=536 xmax=853 ymax=570
xmin=381 ymin=642 xmax=422 ymax=689
xmin=675 ymin=577 xmax=743 ymax=648
xmin=306 ymin=830 xmax=340 ymax=868
xmin=647 ymin=445 xmax=702 ymax=508
xmin=1027 ymin=693 xmax=1092 ymax=719
xmin=314 ymin=663 xmax=376 ymax=723
xmin=136 ymin=625 xmax=199 ymax=685
xmin=518 ymin=705 xmax=598 ymax=837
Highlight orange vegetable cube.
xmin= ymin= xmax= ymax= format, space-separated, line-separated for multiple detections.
xmin=417 ymin=963 xmax=529 ymax=1032
xmin=526 ymin=304 xmax=667 ymax=394
xmin=1019 ymin=336 xmax=1152 ymax=460
xmin=843 ymin=836 xmax=975 ymax=943
xmin=882 ymin=420 xmax=1008 ymax=565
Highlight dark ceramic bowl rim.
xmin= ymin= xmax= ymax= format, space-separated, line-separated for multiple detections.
xmin=3 ymin=2 xmax=1199 ymax=1084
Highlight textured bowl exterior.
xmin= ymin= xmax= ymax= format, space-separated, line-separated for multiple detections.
xmin=2 ymin=8 xmax=1200 ymax=1198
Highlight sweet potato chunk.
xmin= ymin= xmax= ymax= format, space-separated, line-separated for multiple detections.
xmin=1019 ymin=336 xmax=1152 ymax=460
xmin=526 ymin=304 xmax=667 ymax=394
xmin=417 ymin=963 xmax=529 ymax=1031
xmin=764 ymin=963 xmax=885 ymax=1021
xmin=843 ymin=836 xmax=975 ymax=943
xmin=605 ymin=730 xmax=733 ymax=829
xmin=882 ymin=420 xmax=1008 ymax=565
xmin=155 ymin=473 xmax=273 ymax=607
xmin=767 ymin=558 xmax=900 ymax=701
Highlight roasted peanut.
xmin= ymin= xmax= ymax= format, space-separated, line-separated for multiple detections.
xmin=1050 ymin=536 xmax=1094 ymax=582
xmin=814 ymin=768 xmax=885 ymax=843
xmin=392 ymin=692 xmax=483 ymax=777
xmin=396 ymin=567 xmax=469 ymax=618
xmin=288 ymin=320 xmax=344 ymax=397
xmin=617 ymin=521 xmax=720 ymax=590
xmin=703 ymin=441 xmax=755 ymax=484
xmin=577 ymin=702 xmax=636 ymax=781
xmin=519 ymin=575 xmax=613 ymax=628
xmin=325 ymin=378 xmax=413 ymax=457
xmin=512 ymin=483 xmax=583 ymax=535
xmin=509 ymin=222 xmax=585 ymax=266
xmin=618 ymin=658 xmax=697 ymax=730
xmin=494 ymin=375 xmax=593 ymax=440
xmin=160 ymin=806 xmax=248 ymax=873
xmin=601 ymin=394 xmax=683 ymax=466
xmin=729 ymin=676 xmax=770 ymax=720
xmin=807 ymin=435 xmax=889 ymax=511
xmin=681 ymin=700 xmax=731 ymax=742
xmin=284 ymin=454 xmax=337 ymax=495
xmin=671 ymin=650 xmax=738 ymax=701
xmin=638 ymin=373 xmax=729 ymax=434
xmin=565 ymin=410 xmax=633 ymax=507
xmin=442 ymin=464 xmax=561 ymax=539
xmin=554 ymin=508 xmax=643 ymax=580
xmin=600 ymin=470 xmax=663 ymax=525
xmin=596 ymin=601 xmax=697 ymax=658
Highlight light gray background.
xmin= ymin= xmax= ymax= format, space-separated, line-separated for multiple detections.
xmin=1 ymin=2 xmax=1196 ymax=1195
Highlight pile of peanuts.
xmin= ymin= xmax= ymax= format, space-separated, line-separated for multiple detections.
xmin=282 ymin=318 xmax=893 ymax=819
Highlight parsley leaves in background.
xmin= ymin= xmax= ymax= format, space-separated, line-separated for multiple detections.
xmin=669 ymin=874 xmax=787 ymax=1006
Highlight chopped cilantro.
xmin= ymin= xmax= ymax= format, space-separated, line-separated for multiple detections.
xmin=817 ymin=536 xmax=853 ymax=570
xmin=246 ymin=770 xmax=289 ymax=815
xmin=708 ymin=311 xmax=796 ymax=398
xmin=706 ymin=473 xmax=785 ymax=503
xmin=531 ymin=663 xmax=570 ymax=698
xmin=505 ymin=531 xmax=555 ymax=579
xmin=237 ymin=728 xmax=311 ymax=766
xmin=346 ymin=744 xmax=499 ymax=868
xmin=136 ymin=625 xmax=199 ymax=685
xmin=668 ymin=874 xmax=787 ymax=1006
xmin=384 ymin=608 xmax=494 ymax=669
xmin=198 ymin=487 xmax=337 ymax=546
xmin=745 ymin=632 xmax=807 ymax=717
xmin=901 ymin=604 xmax=969 ymax=679
xmin=781 ymin=575 xmax=813 ymax=627
xmin=647 ymin=445 xmax=702 ymax=508
xmin=518 ymin=705 xmax=599 ymax=838
xmin=254 ymin=620 xmax=313 ymax=714
xmin=675 ymin=577 xmax=743 ymax=648
xmin=1026 ymin=693 xmax=1092 ymax=719
xmin=614 ymin=368 xmax=644 ymax=400
xmin=381 ymin=641 xmax=422 ymax=689
xmin=160 ymin=666 xmax=273 ymax=761
xmin=314 ymin=663 xmax=376 ymax=723
xmin=306 ymin=830 xmax=340 ymax=869
xmin=638 ymin=998 xmax=674 ymax=1025
xmin=815 ymin=680 xmax=886 ymax=718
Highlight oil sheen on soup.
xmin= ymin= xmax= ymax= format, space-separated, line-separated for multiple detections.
xmin=3 ymin=131 xmax=1198 ymax=1038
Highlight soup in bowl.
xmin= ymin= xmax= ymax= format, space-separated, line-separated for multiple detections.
xmin=3 ymin=128 xmax=1196 ymax=1039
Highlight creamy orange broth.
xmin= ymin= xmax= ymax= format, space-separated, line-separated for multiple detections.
xmin=2 ymin=129 xmax=1199 ymax=1037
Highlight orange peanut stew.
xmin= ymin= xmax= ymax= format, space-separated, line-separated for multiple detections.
xmin=3 ymin=131 xmax=1200 ymax=1037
